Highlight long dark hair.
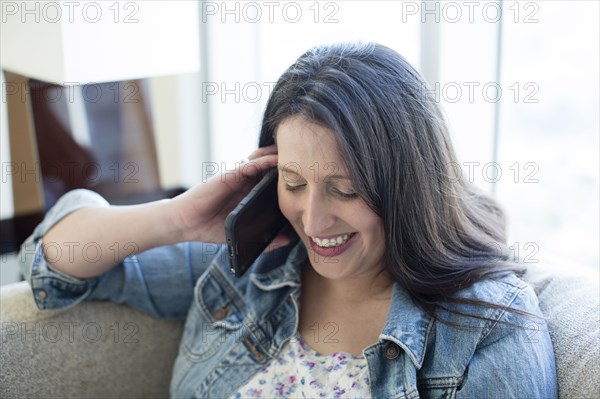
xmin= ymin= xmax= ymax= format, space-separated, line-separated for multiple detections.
xmin=259 ymin=42 xmax=525 ymax=320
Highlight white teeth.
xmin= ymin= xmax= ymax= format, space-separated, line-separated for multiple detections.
xmin=311 ymin=234 xmax=351 ymax=248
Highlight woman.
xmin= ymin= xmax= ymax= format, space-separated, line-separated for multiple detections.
xmin=20 ymin=42 xmax=556 ymax=398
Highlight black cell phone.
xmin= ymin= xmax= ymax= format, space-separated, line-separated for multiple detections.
xmin=224 ymin=168 xmax=289 ymax=277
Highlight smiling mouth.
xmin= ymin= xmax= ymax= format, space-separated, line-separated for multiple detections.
xmin=310 ymin=233 xmax=355 ymax=248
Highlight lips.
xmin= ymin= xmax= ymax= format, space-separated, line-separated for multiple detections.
xmin=308 ymin=233 xmax=357 ymax=257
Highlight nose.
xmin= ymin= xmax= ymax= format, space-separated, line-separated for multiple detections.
xmin=301 ymin=190 xmax=336 ymax=237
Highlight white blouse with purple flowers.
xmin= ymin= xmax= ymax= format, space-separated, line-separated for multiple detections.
xmin=231 ymin=332 xmax=371 ymax=399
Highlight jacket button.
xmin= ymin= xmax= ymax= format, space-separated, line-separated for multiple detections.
xmin=36 ymin=290 xmax=47 ymax=300
xmin=212 ymin=303 xmax=232 ymax=321
xmin=384 ymin=342 xmax=401 ymax=360
xmin=212 ymin=308 xmax=227 ymax=320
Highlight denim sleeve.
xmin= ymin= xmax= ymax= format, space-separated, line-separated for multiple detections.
xmin=18 ymin=189 xmax=226 ymax=320
xmin=457 ymin=284 xmax=558 ymax=398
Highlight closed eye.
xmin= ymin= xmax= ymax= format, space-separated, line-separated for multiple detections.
xmin=285 ymin=183 xmax=305 ymax=192
xmin=284 ymin=184 xmax=358 ymax=199
xmin=332 ymin=188 xmax=358 ymax=200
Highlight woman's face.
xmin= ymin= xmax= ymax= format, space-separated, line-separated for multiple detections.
xmin=276 ymin=116 xmax=386 ymax=281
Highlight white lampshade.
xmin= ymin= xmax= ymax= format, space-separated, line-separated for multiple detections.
xmin=1 ymin=1 xmax=200 ymax=84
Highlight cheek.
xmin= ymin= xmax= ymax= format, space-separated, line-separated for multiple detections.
xmin=277 ymin=187 xmax=298 ymax=222
xmin=350 ymin=206 xmax=385 ymax=240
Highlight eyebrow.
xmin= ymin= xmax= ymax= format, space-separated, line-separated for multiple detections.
xmin=278 ymin=165 xmax=351 ymax=181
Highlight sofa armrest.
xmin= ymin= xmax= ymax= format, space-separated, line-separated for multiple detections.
xmin=523 ymin=262 xmax=600 ymax=399
xmin=0 ymin=281 xmax=184 ymax=399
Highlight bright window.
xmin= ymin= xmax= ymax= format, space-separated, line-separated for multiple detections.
xmin=201 ymin=0 xmax=598 ymax=269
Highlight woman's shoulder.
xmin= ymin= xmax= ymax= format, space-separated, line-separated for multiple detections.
xmin=459 ymin=272 xmax=537 ymax=309
xmin=423 ymin=273 xmax=557 ymax=398
xmin=425 ymin=272 xmax=550 ymax=370
xmin=436 ymin=272 xmax=543 ymax=330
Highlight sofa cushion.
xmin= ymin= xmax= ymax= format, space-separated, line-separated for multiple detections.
xmin=0 ymin=281 xmax=184 ymax=398
xmin=523 ymin=262 xmax=599 ymax=399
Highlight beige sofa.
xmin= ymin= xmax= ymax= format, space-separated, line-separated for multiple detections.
xmin=1 ymin=262 xmax=598 ymax=398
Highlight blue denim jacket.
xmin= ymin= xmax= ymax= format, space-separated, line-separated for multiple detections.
xmin=19 ymin=190 xmax=557 ymax=399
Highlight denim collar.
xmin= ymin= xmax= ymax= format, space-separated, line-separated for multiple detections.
xmin=249 ymin=241 xmax=431 ymax=369
xmin=249 ymin=241 xmax=306 ymax=291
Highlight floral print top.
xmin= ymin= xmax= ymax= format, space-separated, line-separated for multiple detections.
xmin=231 ymin=332 xmax=370 ymax=398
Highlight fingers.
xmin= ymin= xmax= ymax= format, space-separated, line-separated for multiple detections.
xmin=239 ymin=154 xmax=278 ymax=178
xmin=247 ymin=144 xmax=277 ymax=161
xmin=217 ymin=145 xmax=278 ymax=189
xmin=264 ymin=234 xmax=292 ymax=253
xmin=239 ymin=145 xmax=278 ymax=178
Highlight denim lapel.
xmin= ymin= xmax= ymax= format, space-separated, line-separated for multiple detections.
xmin=379 ymin=282 xmax=434 ymax=369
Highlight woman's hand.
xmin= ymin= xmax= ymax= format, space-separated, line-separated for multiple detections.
xmin=171 ymin=145 xmax=279 ymax=243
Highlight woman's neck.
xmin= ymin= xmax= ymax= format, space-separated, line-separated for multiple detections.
xmin=301 ymin=262 xmax=395 ymax=305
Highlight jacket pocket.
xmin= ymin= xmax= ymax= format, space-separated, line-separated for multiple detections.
xmin=181 ymin=265 xmax=245 ymax=361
